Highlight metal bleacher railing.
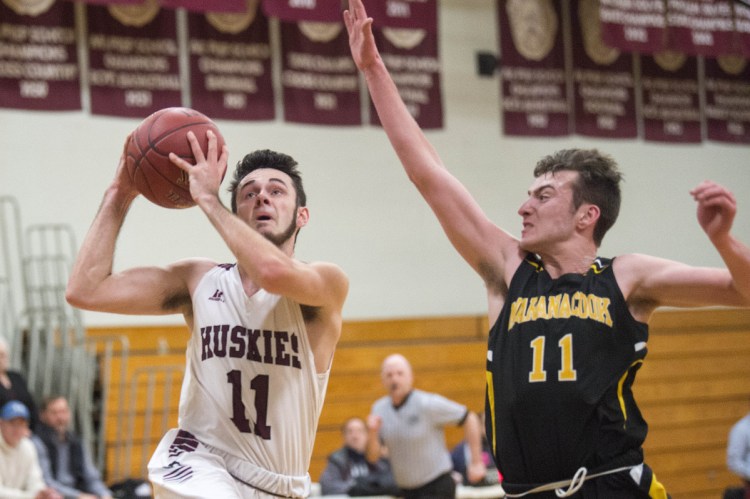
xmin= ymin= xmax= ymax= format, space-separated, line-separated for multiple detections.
xmin=0 ymin=195 xmax=134 ymax=480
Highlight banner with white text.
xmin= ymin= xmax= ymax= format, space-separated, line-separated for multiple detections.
xmin=188 ymin=1 xmax=275 ymax=120
xmin=640 ymin=52 xmax=701 ymax=143
xmin=280 ymin=21 xmax=361 ymax=125
xmin=498 ymin=0 xmax=570 ymax=136
xmin=87 ymin=2 xmax=182 ymax=117
xmin=0 ymin=0 xmax=81 ymax=110
xmin=369 ymin=26 xmax=443 ymax=129
xmin=571 ymin=0 xmax=637 ymax=138
xmin=704 ymin=56 xmax=750 ymax=144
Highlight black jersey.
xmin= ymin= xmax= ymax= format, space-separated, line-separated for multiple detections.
xmin=486 ymin=254 xmax=648 ymax=494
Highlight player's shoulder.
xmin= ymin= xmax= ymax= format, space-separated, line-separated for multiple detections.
xmin=306 ymin=261 xmax=350 ymax=292
xmin=305 ymin=260 xmax=347 ymax=276
xmin=167 ymin=257 xmax=223 ymax=288
xmin=612 ymin=253 xmax=667 ymax=274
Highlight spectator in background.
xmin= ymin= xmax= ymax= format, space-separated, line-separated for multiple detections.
xmin=319 ymin=416 xmax=399 ymax=497
xmin=450 ymin=411 xmax=501 ymax=487
xmin=0 ymin=335 xmax=39 ymax=431
xmin=31 ymin=395 xmax=113 ymax=499
xmin=727 ymin=399 xmax=750 ymax=499
xmin=0 ymin=400 xmax=61 ymax=499
xmin=366 ymin=353 xmax=486 ymax=499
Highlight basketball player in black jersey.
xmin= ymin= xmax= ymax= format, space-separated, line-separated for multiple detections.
xmin=345 ymin=1 xmax=750 ymax=497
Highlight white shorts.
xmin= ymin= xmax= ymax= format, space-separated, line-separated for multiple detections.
xmin=148 ymin=429 xmax=310 ymax=499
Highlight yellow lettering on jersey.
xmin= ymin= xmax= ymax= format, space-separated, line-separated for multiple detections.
xmin=559 ymin=293 xmax=571 ymax=319
xmin=547 ymin=294 xmax=561 ymax=318
xmin=509 ymin=297 xmax=528 ymax=330
xmin=507 ymin=293 xmax=613 ymax=330
xmin=525 ymin=297 xmax=539 ymax=322
xmin=535 ymin=296 xmax=549 ymax=320
xmin=600 ymin=297 xmax=613 ymax=326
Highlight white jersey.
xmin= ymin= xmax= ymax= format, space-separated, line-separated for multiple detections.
xmin=171 ymin=263 xmax=329 ymax=493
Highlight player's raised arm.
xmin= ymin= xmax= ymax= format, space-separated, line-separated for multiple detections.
xmin=344 ymin=0 xmax=521 ymax=290
xmin=66 ymin=136 xmax=197 ymax=317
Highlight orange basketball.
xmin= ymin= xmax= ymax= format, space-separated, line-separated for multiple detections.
xmin=126 ymin=107 xmax=226 ymax=209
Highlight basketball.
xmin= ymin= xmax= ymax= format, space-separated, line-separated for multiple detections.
xmin=126 ymin=107 xmax=226 ymax=209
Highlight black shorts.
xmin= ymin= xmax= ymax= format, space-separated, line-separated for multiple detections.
xmin=400 ymin=472 xmax=456 ymax=499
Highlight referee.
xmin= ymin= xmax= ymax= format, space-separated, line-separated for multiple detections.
xmin=366 ymin=354 xmax=486 ymax=498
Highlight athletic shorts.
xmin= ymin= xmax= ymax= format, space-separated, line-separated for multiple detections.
xmin=148 ymin=429 xmax=310 ymax=499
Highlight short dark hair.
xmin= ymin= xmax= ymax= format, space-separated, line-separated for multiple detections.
xmin=39 ymin=394 xmax=66 ymax=412
xmin=534 ymin=149 xmax=622 ymax=247
xmin=228 ymin=150 xmax=306 ymax=213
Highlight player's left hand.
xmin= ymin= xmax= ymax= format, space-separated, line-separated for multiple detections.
xmin=344 ymin=0 xmax=380 ymax=72
xmin=691 ymin=180 xmax=736 ymax=242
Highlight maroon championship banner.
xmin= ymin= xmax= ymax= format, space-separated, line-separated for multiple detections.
xmin=370 ymin=27 xmax=443 ymax=129
xmin=599 ymin=0 xmax=667 ymax=54
xmin=704 ymin=56 xmax=750 ymax=144
xmin=640 ymin=52 xmax=701 ymax=143
xmin=87 ymin=3 xmax=182 ymax=117
xmin=0 ymin=0 xmax=81 ymax=110
xmin=571 ymin=0 xmax=636 ymax=138
xmin=187 ymin=2 xmax=275 ymax=120
xmin=262 ymin=0 xmax=342 ymax=22
xmin=279 ymin=21 xmax=360 ymax=125
xmin=664 ymin=0 xmax=735 ymax=56
xmin=368 ymin=0 xmax=437 ymax=31
xmin=498 ymin=0 xmax=569 ymax=136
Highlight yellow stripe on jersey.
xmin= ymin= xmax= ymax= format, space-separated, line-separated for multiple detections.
xmin=486 ymin=370 xmax=497 ymax=456
xmin=617 ymin=359 xmax=643 ymax=427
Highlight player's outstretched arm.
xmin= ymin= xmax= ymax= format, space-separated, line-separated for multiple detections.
xmin=692 ymin=180 xmax=750 ymax=303
xmin=344 ymin=0 xmax=521 ymax=290
xmin=66 ymin=136 xmax=198 ymax=316
xmin=616 ymin=182 xmax=750 ymax=321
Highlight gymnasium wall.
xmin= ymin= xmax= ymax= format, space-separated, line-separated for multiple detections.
xmin=0 ymin=0 xmax=748 ymax=328
xmin=90 ymin=308 xmax=750 ymax=499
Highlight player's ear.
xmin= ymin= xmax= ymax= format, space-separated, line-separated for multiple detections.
xmin=296 ymin=206 xmax=310 ymax=228
xmin=577 ymin=204 xmax=600 ymax=228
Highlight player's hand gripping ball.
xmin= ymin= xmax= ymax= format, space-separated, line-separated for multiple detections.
xmin=126 ymin=107 xmax=226 ymax=209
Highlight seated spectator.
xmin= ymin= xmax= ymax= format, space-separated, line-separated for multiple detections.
xmin=0 ymin=400 xmax=61 ymax=499
xmin=727 ymin=398 xmax=750 ymax=499
xmin=31 ymin=395 xmax=113 ymax=499
xmin=319 ymin=416 xmax=399 ymax=497
xmin=450 ymin=412 xmax=501 ymax=487
xmin=0 ymin=335 xmax=39 ymax=430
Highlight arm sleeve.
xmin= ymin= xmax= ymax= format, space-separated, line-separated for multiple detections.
xmin=426 ymin=392 xmax=468 ymax=426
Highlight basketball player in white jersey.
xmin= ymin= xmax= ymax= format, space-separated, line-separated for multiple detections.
xmin=66 ymin=131 xmax=349 ymax=498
